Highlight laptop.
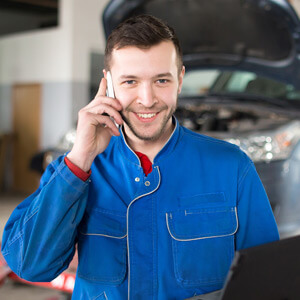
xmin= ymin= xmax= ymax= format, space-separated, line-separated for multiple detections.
xmin=186 ymin=235 xmax=300 ymax=300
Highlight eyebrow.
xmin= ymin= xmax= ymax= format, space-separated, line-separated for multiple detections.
xmin=119 ymin=75 xmax=139 ymax=80
xmin=119 ymin=72 xmax=173 ymax=80
xmin=155 ymin=72 xmax=173 ymax=78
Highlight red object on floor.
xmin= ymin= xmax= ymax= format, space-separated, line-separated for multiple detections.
xmin=0 ymin=252 xmax=11 ymax=286
xmin=0 ymin=265 xmax=11 ymax=286
xmin=8 ymin=271 xmax=75 ymax=293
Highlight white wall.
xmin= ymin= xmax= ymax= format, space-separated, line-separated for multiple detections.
xmin=0 ymin=0 xmax=109 ymax=149
xmin=42 ymin=82 xmax=73 ymax=147
xmin=0 ymin=85 xmax=11 ymax=132
xmin=0 ymin=0 xmax=73 ymax=83
xmin=292 ymin=0 xmax=300 ymax=14
xmin=72 ymin=0 xmax=109 ymax=82
xmin=0 ymin=0 xmax=74 ymax=149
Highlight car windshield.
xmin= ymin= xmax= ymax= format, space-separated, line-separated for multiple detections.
xmin=181 ymin=70 xmax=300 ymax=101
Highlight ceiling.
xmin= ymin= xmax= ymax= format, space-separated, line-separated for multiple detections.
xmin=0 ymin=0 xmax=58 ymax=12
xmin=0 ymin=0 xmax=59 ymax=36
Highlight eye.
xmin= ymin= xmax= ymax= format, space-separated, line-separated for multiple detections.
xmin=124 ymin=80 xmax=136 ymax=85
xmin=157 ymin=79 xmax=169 ymax=84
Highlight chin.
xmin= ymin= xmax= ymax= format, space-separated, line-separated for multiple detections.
xmin=135 ymin=128 xmax=167 ymax=141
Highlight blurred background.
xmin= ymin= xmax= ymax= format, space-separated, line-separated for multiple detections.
xmin=1 ymin=0 xmax=300 ymax=299
xmin=0 ymin=0 xmax=109 ymax=298
xmin=0 ymin=0 xmax=108 ymax=198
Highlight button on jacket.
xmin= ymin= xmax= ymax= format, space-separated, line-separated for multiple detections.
xmin=1 ymin=119 xmax=279 ymax=300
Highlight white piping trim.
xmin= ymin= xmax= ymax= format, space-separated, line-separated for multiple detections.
xmin=120 ymin=127 xmax=141 ymax=166
xmin=166 ymin=207 xmax=239 ymax=242
xmin=127 ymin=166 xmax=161 ymax=300
xmin=103 ymin=291 xmax=108 ymax=300
xmin=93 ymin=290 xmax=108 ymax=300
xmin=153 ymin=118 xmax=178 ymax=163
xmin=80 ymin=232 xmax=127 ymax=239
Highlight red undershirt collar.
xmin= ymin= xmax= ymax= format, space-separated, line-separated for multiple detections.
xmin=134 ymin=151 xmax=153 ymax=176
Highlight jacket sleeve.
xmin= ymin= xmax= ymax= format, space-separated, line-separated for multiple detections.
xmin=235 ymin=155 xmax=280 ymax=250
xmin=1 ymin=156 xmax=90 ymax=282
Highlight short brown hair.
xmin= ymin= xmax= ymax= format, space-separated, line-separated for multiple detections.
xmin=104 ymin=14 xmax=183 ymax=73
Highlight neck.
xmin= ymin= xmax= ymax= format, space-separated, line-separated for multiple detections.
xmin=123 ymin=121 xmax=175 ymax=162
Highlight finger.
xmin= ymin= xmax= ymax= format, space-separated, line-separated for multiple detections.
xmin=95 ymin=77 xmax=107 ymax=97
xmin=89 ymin=96 xmax=123 ymax=111
xmin=90 ymin=113 xmax=120 ymax=136
xmin=87 ymin=104 xmax=123 ymax=125
xmin=84 ymin=93 xmax=123 ymax=113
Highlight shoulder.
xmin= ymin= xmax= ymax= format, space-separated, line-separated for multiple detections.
xmin=179 ymin=125 xmax=252 ymax=169
xmin=180 ymin=125 xmax=241 ymax=153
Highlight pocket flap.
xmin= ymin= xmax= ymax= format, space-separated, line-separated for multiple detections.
xmin=166 ymin=207 xmax=238 ymax=241
xmin=80 ymin=209 xmax=127 ymax=238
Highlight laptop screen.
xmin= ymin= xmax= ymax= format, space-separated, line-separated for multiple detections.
xmin=221 ymin=235 xmax=300 ymax=300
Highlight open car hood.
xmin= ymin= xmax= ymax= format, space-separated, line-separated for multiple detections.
xmin=103 ymin=0 xmax=300 ymax=88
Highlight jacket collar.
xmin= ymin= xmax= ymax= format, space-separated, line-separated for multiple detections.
xmin=117 ymin=116 xmax=181 ymax=166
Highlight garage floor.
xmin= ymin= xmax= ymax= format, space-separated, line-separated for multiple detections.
xmin=0 ymin=193 xmax=66 ymax=300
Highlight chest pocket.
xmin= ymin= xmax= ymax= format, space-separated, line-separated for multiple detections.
xmin=77 ymin=208 xmax=127 ymax=285
xmin=166 ymin=206 xmax=238 ymax=288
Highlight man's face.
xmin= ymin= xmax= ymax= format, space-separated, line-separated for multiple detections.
xmin=109 ymin=41 xmax=185 ymax=142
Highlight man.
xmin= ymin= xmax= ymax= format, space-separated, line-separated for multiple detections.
xmin=2 ymin=15 xmax=279 ymax=300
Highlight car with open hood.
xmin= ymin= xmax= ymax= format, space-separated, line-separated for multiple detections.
xmin=32 ymin=0 xmax=300 ymax=238
xmin=102 ymin=0 xmax=300 ymax=238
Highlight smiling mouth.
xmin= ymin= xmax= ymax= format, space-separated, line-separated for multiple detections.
xmin=137 ymin=113 xmax=157 ymax=119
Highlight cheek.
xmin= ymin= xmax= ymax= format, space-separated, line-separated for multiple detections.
xmin=115 ymin=88 xmax=136 ymax=108
xmin=158 ymin=88 xmax=178 ymax=107
xmin=115 ymin=85 xmax=179 ymax=108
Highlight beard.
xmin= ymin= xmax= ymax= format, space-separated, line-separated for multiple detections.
xmin=121 ymin=104 xmax=176 ymax=142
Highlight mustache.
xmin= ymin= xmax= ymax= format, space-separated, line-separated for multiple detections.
xmin=124 ymin=105 xmax=169 ymax=114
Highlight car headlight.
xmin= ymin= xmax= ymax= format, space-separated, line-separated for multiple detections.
xmin=58 ymin=129 xmax=76 ymax=150
xmin=226 ymin=121 xmax=300 ymax=162
xmin=43 ymin=151 xmax=55 ymax=170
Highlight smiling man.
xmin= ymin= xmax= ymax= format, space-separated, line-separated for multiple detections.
xmin=2 ymin=15 xmax=279 ymax=300
xmin=110 ymin=42 xmax=181 ymax=144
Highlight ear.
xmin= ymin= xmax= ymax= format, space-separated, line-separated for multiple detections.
xmin=103 ymin=69 xmax=107 ymax=79
xmin=177 ymin=66 xmax=185 ymax=94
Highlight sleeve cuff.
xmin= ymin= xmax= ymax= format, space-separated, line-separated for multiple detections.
xmin=64 ymin=156 xmax=91 ymax=182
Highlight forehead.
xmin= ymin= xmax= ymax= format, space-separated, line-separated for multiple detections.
xmin=110 ymin=41 xmax=178 ymax=76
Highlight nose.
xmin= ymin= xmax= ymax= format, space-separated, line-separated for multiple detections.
xmin=136 ymin=82 xmax=158 ymax=108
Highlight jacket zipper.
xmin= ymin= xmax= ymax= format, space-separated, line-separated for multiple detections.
xmin=126 ymin=166 xmax=161 ymax=300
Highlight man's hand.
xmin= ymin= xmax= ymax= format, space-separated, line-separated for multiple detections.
xmin=67 ymin=78 xmax=123 ymax=172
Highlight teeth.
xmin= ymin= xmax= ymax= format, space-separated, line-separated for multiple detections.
xmin=137 ymin=113 xmax=156 ymax=119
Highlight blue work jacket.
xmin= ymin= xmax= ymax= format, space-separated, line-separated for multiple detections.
xmin=1 ymin=120 xmax=279 ymax=299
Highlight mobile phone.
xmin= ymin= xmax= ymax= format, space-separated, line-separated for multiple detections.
xmin=106 ymin=71 xmax=115 ymax=98
xmin=106 ymin=71 xmax=119 ymax=128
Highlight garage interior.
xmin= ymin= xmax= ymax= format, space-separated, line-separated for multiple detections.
xmin=0 ymin=0 xmax=108 ymax=298
xmin=1 ymin=0 xmax=300 ymax=299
